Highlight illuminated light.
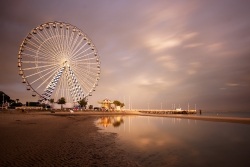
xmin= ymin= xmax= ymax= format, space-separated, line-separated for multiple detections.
xmin=32 ymin=29 xmax=37 ymax=34
xmin=39 ymin=26 xmax=43 ymax=31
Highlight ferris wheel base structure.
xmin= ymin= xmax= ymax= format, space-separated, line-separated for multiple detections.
xmin=17 ymin=21 xmax=101 ymax=105
xmin=51 ymin=103 xmax=74 ymax=109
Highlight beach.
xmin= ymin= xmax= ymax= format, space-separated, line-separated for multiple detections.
xmin=0 ymin=111 xmax=139 ymax=167
xmin=1 ymin=110 xmax=250 ymax=166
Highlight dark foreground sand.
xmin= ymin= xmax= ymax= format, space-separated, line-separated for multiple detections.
xmin=0 ymin=112 xmax=139 ymax=167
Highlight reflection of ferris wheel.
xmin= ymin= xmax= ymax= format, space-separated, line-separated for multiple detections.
xmin=18 ymin=21 xmax=100 ymax=103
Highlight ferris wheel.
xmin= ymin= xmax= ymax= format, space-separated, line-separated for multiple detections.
xmin=17 ymin=21 xmax=100 ymax=103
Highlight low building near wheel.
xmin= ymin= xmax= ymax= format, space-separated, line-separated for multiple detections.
xmin=51 ymin=103 xmax=74 ymax=109
xmin=98 ymin=98 xmax=113 ymax=110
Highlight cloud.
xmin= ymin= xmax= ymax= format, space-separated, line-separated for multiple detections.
xmin=226 ymin=83 xmax=239 ymax=87
xmin=183 ymin=43 xmax=203 ymax=48
xmin=186 ymin=62 xmax=201 ymax=75
xmin=183 ymin=32 xmax=199 ymax=39
xmin=146 ymin=36 xmax=182 ymax=51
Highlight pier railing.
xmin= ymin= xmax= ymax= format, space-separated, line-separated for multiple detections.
xmin=134 ymin=109 xmax=196 ymax=114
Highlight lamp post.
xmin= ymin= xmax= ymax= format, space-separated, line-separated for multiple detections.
xmin=2 ymin=94 xmax=4 ymax=109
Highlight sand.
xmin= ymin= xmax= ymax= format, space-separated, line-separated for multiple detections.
xmin=1 ymin=110 xmax=250 ymax=166
xmin=0 ymin=111 xmax=139 ymax=167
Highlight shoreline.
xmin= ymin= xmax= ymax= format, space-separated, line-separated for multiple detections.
xmin=1 ymin=110 xmax=250 ymax=125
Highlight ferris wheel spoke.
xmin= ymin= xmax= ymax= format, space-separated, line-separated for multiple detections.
xmin=31 ymin=65 xmax=62 ymax=85
xmin=71 ymin=66 xmax=97 ymax=89
xmin=22 ymin=63 xmax=59 ymax=71
xmin=30 ymin=33 xmax=58 ymax=57
xmin=65 ymin=28 xmax=72 ymax=58
xmin=48 ymin=26 xmax=62 ymax=55
xmin=68 ymin=29 xmax=77 ymax=53
xmin=25 ymin=65 xmax=60 ymax=78
xmin=22 ymin=61 xmax=57 ymax=64
xmin=72 ymin=57 xmax=96 ymax=62
xmin=71 ymin=47 xmax=92 ymax=60
xmin=36 ymin=31 xmax=58 ymax=55
xmin=55 ymin=27 xmax=63 ymax=54
xmin=70 ymin=65 xmax=99 ymax=78
xmin=70 ymin=42 xmax=89 ymax=59
xmin=70 ymin=32 xmax=80 ymax=53
xmin=71 ymin=51 xmax=96 ymax=61
xmin=21 ymin=46 xmax=55 ymax=60
xmin=42 ymin=28 xmax=61 ymax=54
xmin=24 ymin=45 xmax=55 ymax=60
xmin=71 ymin=37 xmax=84 ymax=56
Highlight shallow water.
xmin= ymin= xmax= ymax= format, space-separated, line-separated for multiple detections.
xmin=196 ymin=111 xmax=250 ymax=118
xmin=96 ymin=116 xmax=250 ymax=167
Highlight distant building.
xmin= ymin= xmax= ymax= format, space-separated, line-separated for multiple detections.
xmin=98 ymin=98 xmax=113 ymax=109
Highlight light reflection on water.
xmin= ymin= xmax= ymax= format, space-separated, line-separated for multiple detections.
xmin=96 ymin=116 xmax=250 ymax=167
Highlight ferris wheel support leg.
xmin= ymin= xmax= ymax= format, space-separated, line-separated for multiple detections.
xmin=41 ymin=66 xmax=65 ymax=102
xmin=65 ymin=65 xmax=85 ymax=103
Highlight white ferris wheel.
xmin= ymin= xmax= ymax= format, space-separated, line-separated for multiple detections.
xmin=17 ymin=21 xmax=100 ymax=104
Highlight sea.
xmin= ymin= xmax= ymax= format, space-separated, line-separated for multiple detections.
xmin=96 ymin=113 xmax=250 ymax=167
xmin=195 ymin=111 xmax=250 ymax=118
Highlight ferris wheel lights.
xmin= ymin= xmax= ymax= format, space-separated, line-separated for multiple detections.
xmin=23 ymin=39 xmax=27 ymax=45
xmin=66 ymin=24 xmax=70 ymax=30
xmin=32 ymin=29 xmax=37 ymax=34
xmin=53 ymin=22 xmax=56 ymax=28
xmin=87 ymin=40 xmax=91 ymax=45
xmin=46 ymin=23 xmax=50 ymax=29
xmin=27 ymin=33 xmax=32 ymax=39
xmin=26 ymin=85 xmax=30 ymax=91
xmin=18 ymin=54 xmax=22 ymax=59
xmin=18 ymin=62 xmax=22 ymax=67
xmin=22 ymin=78 xmax=26 ymax=83
xmin=39 ymin=26 xmax=43 ymax=31
xmin=94 ymin=51 xmax=97 ymax=56
xmin=73 ymin=27 xmax=76 ymax=32
xmin=60 ymin=23 xmax=63 ymax=28
xmin=32 ymin=92 xmax=36 ymax=97
xmin=78 ymin=31 xmax=82 ymax=36
xmin=19 ymin=70 xmax=23 ymax=75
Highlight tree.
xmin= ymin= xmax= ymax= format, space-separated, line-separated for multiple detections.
xmin=0 ymin=91 xmax=11 ymax=105
xmin=57 ymin=97 xmax=66 ymax=110
xmin=120 ymin=103 xmax=125 ymax=108
xmin=78 ymin=98 xmax=87 ymax=109
xmin=49 ymin=98 xmax=54 ymax=104
xmin=113 ymin=100 xmax=121 ymax=107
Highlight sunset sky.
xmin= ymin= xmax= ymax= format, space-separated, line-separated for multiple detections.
xmin=0 ymin=0 xmax=249 ymax=111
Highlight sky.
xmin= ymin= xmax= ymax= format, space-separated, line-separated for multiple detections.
xmin=0 ymin=0 xmax=250 ymax=111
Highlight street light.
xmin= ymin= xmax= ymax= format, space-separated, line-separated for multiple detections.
xmin=2 ymin=94 xmax=4 ymax=109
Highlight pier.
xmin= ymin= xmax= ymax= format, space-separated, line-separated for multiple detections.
xmin=137 ymin=109 xmax=196 ymax=114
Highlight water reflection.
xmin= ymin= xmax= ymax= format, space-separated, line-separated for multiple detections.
xmin=97 ymin=116 xmax=124 ymax=127
xmin=96 ymin=116 xmax=250 ymax=167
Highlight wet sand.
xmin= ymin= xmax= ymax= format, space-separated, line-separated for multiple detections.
xmin=0 ymin=112 xmax=139 ymax=167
